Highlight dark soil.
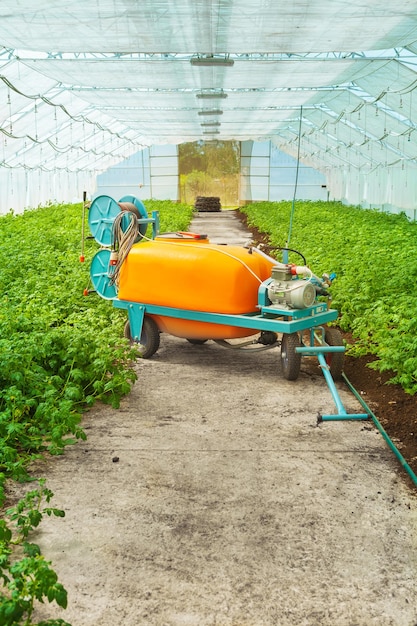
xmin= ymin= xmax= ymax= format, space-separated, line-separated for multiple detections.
xmin=342 ymin=351 xmax=417 ymax=474
xmin=235 ymin=209 xmax=417 ymax=478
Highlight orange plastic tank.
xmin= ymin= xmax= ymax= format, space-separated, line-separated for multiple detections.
xmin=117 ymin=236 xmax=275 ymax=340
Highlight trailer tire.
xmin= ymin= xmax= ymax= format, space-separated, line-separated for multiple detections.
xmin=280 ymin=332 xmax=301 ymax=380
xmin=324 ymin=327 xmax=344 ymax=381
xmin=124 ymin=317 xmax=160 ymax=358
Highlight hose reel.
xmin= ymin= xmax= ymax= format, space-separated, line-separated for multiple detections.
xmin=88 ymin=194 xmax=148 ymax=299
xmin=267 ymin=265 xmax=316 ymax=310
xmin=88 ymin=194 xmax=148 ymax=246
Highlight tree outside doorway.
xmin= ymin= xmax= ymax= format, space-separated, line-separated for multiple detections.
xmin=179 ymin=140 xmax=240 ymax=207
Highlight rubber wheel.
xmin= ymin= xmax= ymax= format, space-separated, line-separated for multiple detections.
xmin=186 ymin=339 xmax=208 ymax=345
xmin=124 ymin=317 xmax=160 ymax=359
xmin=324 ymin=327 xmax=344 ymax=381
xmin=280 ymin=333 xmax=302 ymax=381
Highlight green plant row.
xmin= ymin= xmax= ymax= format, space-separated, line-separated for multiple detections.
xmin=0 ymin=199 xmax=195 ymax=502
xmin=144 ymin=199 xmax=195 ymax=233
xmin=240 ymin=200 xmax=417 ymax=395
xmin=1 ymin=480 xmax=70 ymax=626
xmin=0 ymin=199 xmax=194 ymax=625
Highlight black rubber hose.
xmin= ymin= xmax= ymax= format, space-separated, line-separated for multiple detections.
xmin=268 ymin=246 xmax=307 ymax=265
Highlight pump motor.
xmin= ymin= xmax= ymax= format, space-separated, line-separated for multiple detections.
xmin=267 ymin=265 xmax=316 ymax=309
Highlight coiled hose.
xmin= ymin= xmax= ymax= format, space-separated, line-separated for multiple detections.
xmin=109 ymin=210 xmax=140 ymax=287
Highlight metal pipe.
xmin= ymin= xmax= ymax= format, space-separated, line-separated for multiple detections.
xmin=80 ymin=190 xmax=87 ymax=262
xmin=284 ymin=104 xmax=303 ymax=263
xmin=296 ymin=346 xmax=345 ymax=354
xmin=295 ymin=346 xmax=367 ymax=419
xmin=316 ymin=353 xmax=368 ymax=420
xmin=342 ymin=373 xmax=417 ymax=487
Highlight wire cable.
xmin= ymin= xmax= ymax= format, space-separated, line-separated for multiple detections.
xmin=0 ymin=73 xmax=144 ymax=148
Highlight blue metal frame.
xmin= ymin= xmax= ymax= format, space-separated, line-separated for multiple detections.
xmin=87 ymin=193 xmax=368 ymax=423
xmin=132 ymin=211 xmax=160 ymax=240
xmin=113 ymin=298 xmax=369 ymax=422
xmin=113 ymin=299 xmax=339 ymax=335
xmin=296 ymin=346 xmax=368 ymax=421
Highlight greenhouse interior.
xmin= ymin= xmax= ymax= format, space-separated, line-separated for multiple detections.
xmin=2 ymin=2 xmax=417 ymax=215
xmin=3 ymin=4 xmax=417 ymax=626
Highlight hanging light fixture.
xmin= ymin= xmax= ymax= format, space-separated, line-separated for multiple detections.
xmin=198 ymin=109 xmax=223 ymax=116
xmin=191 ymin=55 xmax=234 ymax=67
xmin=196 ymin=91 xmax=228 ymax=99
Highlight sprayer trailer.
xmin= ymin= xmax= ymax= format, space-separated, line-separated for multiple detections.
xmin=86 ymin=195 xmax=367 ymax=421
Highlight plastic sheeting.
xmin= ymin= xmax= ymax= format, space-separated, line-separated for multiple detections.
xmin=2 ymin=1 xmax=417 ymax=211
xmin=0 ymin=1 xmax=415 ymax=54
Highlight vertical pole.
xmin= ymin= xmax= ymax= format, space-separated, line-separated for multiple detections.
xmin=284 ymin=106 xmax=303 ymax=263
xmin=80 ymin=190 xmax=87 ymax=263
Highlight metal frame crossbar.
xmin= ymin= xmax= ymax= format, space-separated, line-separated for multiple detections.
xmin=113 ymin=299 xmax=369 ymax=422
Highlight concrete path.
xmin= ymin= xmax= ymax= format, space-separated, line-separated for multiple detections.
xmin=33 ymin=210 xmax=417 ymax=626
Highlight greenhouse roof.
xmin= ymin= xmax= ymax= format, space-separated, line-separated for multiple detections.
xmin=2 ymin=1 xmax=417 ymax=172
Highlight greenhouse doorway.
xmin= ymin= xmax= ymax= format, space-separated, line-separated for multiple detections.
xmin=178 ymin=140 xmax=240 ymax=207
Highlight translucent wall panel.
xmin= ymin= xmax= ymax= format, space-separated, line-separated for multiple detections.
xmin=239 ymin=141 xmax=270 ymax=202
xmin=326 ymin=162 xmax=417 ymax=220
xmin=95 ymin=145 xmax=179 ymax=201
xmin=240 ymin=141 xmax=328 ymax=203
xmin=149 ymin=145 xmax=179 ymax=199
xmin=96 ymin=150 xmax=151 ymax=200
xmin=270 ymin=146 xmax=327 ymax=201
xmin=0 ymin=167 xmax=95 ymax=214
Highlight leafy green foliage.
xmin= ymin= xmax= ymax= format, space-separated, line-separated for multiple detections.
xmin=0 ymin=199 xmax=194 ymax=502
xmin=0 ymin=199 xmax=194 ymax=624
xmin=240 ymin=201 xmax=417 ymax=394
xmin=0 ymin=203 xmax=136 ymax=499
xmin=144 ymin=199 xmax=195 ymax=233
xmin=0 ymin=480 xmax=70 ymax=626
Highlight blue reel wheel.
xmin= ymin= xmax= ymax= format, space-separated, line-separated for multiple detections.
xmin=88 ymin=195 xmax=121 ymax=246
xmin=88 ymin=194 xmax=149 ymax=244
xmin=90 ymin=249 xmax=117 ymax=300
